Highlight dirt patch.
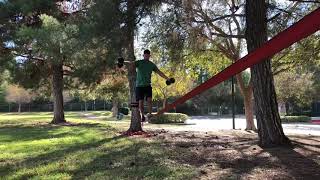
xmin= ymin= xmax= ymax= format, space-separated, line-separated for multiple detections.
xmin=149 ymin=130 xmax=320 ymax=179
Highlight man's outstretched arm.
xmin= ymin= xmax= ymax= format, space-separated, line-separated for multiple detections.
xmin=117 ymin=58 xmax=135 ymax=68
xmin=154 ymin=68 xmax=169 ymax=80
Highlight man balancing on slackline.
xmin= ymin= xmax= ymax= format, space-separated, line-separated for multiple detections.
xmin=117 ymin=49 xmax=175 ymax=122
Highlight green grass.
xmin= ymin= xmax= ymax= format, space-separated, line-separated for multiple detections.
xmin=0 ymin=112 xmax=196 ymax=180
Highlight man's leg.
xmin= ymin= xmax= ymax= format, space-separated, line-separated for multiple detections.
xmin=147 ymin=97 xmax=152 ymax=115
xmin=146 ymin=86 xmax=153 ymax=120
xmin=139 ymin=99 xmax=145 ymax=121
xmin=136 ymin=87 xmax=145 ymax=122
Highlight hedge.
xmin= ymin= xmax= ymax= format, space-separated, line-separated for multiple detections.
xmin=149 ymin=113 xmax=188 ymax=124
xmin=119 ymin=107 xmax=129 ymax=115
xmin=280 ymin=116 xmax=311 ymax=123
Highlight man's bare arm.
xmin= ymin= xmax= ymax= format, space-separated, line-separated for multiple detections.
xmin=117 ymin=58 xmax=135 ymax=68
xmin=154 ymin=68 xmax=169 ymax=80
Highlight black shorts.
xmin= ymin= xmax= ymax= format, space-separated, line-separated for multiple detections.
xmin=136 ymin=86 xmax=152 ymax=101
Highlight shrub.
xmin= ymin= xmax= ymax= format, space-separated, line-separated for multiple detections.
xmin=280 ymin=116 xmax=311 ymax=123
xmin=150 ymin=113 xmax=188 ymax=124
xmin=119 ymin=107 xmax=129 ymax=115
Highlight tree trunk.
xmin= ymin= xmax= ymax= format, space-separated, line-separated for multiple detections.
xmin=18 ymin=103 xmax=21 ymax=113
xmin=112 ymin=98 xmax=119 ymax=117
xmin=236 ymin=74 xmax=256 ymax=131
xmin=84 ymin=101 xmax=87 ymax=111
xmin=51 ymin=63 xmax=66 ymax=124
xmin=246 ymin=0 xmax=290 ymax=147
xmin=243 ymin=87 xmax=256 ymax=130
xmin=126 ymin=0 xmax=142 ymax=132
xmin=162 ymin=98 xmax=167 ymax=109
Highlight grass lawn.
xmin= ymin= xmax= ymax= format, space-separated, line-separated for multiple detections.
xmin=1 ymin=112 xmax=320 ymax=179
xmin=0 ymin=112 xmax=195 ymax=180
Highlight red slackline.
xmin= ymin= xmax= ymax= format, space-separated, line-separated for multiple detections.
xmin=158 ymin=7 xmax=320 ymax=115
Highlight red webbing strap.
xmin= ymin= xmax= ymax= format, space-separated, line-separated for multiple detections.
xmin=158 ymin=8 xmax=320 ymax=115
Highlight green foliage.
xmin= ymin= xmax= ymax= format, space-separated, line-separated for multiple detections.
xmin=152 ymin=67 xmax=193 ymax=102
xmin=184 ymin=50 xmax=232 ymax=81
xmin=273 ymin=35 xmax=320 ymax=75
xmin=274 ymin=69 xmax=317 ymax=108
xmin=150 ymin=113 xmax=188 ymax=124
xmin=0 ymin=0 xmax=55 ymax=15
xmin=0 ymin=85 xmax=5 ymax=104
xmin=280 ymin=116 xmax=311 ymax=123
xmin=273 ymin=35 xmax=320 ymax=111
xmin=95 ymin=74 xmax=128 ymax=102
xmin=71 ymin=88 xmax=97 ymax=102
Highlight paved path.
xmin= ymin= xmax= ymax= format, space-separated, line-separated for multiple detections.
xmin=80 ymin=112 xmax=320 ymax=136
xmin=171 ymin=116 xmax=320 ymax=136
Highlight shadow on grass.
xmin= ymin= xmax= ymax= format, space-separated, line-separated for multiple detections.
xmin=70 ymin=141 xmax=187 ymax=179
xmin=2 ymin=135 xmax=194 ymax=179
xmin=0 ymin=135 xmax=125 ymax=179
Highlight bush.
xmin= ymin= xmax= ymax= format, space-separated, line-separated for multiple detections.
xmin=119 ymin=107 xmax=129 ymax=115
xmin=150 ymin=113 xmax=188 ymax=124
xmin=281 ymin=116 xmax=311 ymax=123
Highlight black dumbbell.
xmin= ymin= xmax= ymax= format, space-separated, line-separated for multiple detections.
xmin=166 ymin=78 xmax=175 ymax=85
xmin=117 ymin=57 xmax=124 ymax=68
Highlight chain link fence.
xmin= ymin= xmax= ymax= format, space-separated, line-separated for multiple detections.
xmin=0 ymin=100 xmax=114 ymax=113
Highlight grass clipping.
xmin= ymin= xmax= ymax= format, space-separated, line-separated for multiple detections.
xmin=150 ymin=113 xmax=188 ymax=124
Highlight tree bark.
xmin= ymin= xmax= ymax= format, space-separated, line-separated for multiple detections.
xmin=51 ymin=63 xmax=66 ymax=124
xmin=112 ymin=98 xmax=119 ymax=117
xmin=243 ymin=87 xmax=255 ymax=130
xmin=246 ymin=0 xmax=290 ymax=147
xmin=162 ymin=98 xmax=167 ymax=109
xmin=18 ymin=103 xmax=21 ymax=113
xmin=236 ymin=73 xmax=256 ymax=131
xmin=84 ymin=101 xmax=87 ymax=111
xmin=126 ymin=0 xmax=142 ymax=132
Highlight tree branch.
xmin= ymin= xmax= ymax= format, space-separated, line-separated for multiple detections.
xmin=267 ymin=13 xmax=281 ymax=22
xmin=12 ymin=52 xmax=46 ymax=62
xmin=288 ymin=0 xmax=320 ymax=3
xmin=211 ymin=32 xmax=245 ymax=39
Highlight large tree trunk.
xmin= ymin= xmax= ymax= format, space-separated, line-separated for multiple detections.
xmin=236 ymin=74 xmax=256 ymax=131
xmin=126 ymin=0 xmax=142 ymax=132
xmin=112 ymin=98 xmax=119 ymax=117
xmin=246 ymin=0 xmax=290 ymax=147
xmin=243 ymin=87 xmax=255 ymax=130
xmin=51 ymin=63 xmax=66 ymax=124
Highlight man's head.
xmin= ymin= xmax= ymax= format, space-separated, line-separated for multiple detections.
xmin=143 ymin=49 xmax=151 ymax=60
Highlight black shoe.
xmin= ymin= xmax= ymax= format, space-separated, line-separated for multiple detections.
xmin=141 ymin=115 xmax=146 ymax=122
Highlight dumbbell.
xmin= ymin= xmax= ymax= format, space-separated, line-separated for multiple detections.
xmin=117 ymin=57 xmax=124 ymax=68
xmin=166 ymin=78 xmax=175 ymax=86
